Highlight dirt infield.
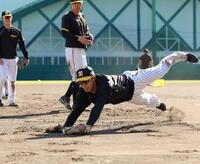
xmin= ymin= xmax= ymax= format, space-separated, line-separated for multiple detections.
xmin=0 ymin=82 xmax=200 ymax=164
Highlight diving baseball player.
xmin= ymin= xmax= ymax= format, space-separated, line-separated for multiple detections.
xmin=46 ymin=51 xmax=198 ymax=135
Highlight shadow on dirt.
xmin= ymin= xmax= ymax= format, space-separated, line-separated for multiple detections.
xmin=26 ymin=122 xmax=164 ymax=140
xmin=0 ymin=110 xmax=60 ymax=119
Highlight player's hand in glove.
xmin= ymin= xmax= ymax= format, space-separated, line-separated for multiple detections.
xmin=17 ymin=58 xmax=29 ymax=70
xmin=86 ymin=33 xmax=94 ymax=46
xmin=45 ymin=124 xmax=63 ymax=133
xmin=86 ymin=33 xmax=94 ymax=41
xmin=62 ymin=124 xmax=92 ymax=135
xmin=78 ymin=34 xmax=93 ymax=46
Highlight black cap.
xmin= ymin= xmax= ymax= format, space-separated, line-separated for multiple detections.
xmin=1 ymin=10 xmax=12 ymax=18
xmin=71 ymin=0 xmax=83 ymax=4
xmin=76 ymin=66 xmax=95 ymax=82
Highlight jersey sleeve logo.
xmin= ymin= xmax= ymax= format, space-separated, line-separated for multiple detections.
xmin=61 ymin=28 xmax=69 ymax=32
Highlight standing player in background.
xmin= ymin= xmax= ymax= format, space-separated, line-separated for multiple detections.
xmin=0 ymin=11 xmax=29 ymax=107
xmin=137 ymin=48 xmax=154 ymax=69
xmin=59 ymin=0 xmax=94 ymax=110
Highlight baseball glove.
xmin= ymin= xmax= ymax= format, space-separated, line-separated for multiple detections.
xmin=62 ymin=124 xmax=91 ymax=135
xmin=17 ymin=58 xmax=29 ymax=70
xmin=86 ymin=33 xmax=94 ymax=41
xmin=45 ymin=124 xmax=63 ymax=133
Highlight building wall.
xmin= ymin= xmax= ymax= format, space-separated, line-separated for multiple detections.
xmin=0 ymin=0 xmax=199 ymax=80
xmin=0 ymin=0 xmax=37 ymax=12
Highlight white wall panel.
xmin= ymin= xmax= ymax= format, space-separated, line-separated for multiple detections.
xmin=140 ymin=0 xmax=153 ymax=48
xmin=170 ymin=1 xmax=193 ymax=47
xmin=21 ymin=11 xmax=48 ymax=43
xmin=83 ymin=0 xmax=107 ymax=36
xmin=0 ymin=0 xmax=37 ymax=12
xmin=114 ymin=0 xmax=138 ymax=48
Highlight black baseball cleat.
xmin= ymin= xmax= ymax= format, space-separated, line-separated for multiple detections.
xmin=0 ymin=100 xmax=4 ymax=107
xmin=156 ymin=103 xmax=167 ymax=111
xmin=186 ymin=53 xmax=199 ymax=63
xmin=59 ymin=96 xmax=72 ymax=110
xmin=8 ymin=102 xmax=18 ymax=107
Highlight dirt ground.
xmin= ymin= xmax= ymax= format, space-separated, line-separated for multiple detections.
xmin=0 ymin=82 xmax=200 ymax=164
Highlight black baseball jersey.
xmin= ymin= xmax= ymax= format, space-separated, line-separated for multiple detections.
xmin=64 ymin=74 xmax=135 ymax=127
xmin=139 ymin=54 xmax=153 ymax=69
xmin=0 ymin=25 xmax=29 ymax=59
xmin=61 ymin=11 xmax=90 ymax=48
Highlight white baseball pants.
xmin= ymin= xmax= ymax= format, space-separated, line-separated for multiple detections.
xmin=65 ymin=48 xmax=87 ymax=81
xmin=0 ymin=58 xmax=18 ymax=103
xmin=2 ymin=80 xmax=8 ymax=96
xmin=123 ymin=51 xmax=188 ymax=108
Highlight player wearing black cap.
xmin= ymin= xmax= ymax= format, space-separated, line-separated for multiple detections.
xmin=45 ymin=51 xmax=198 ymax=135
xmin=59 ymin=0 xmax=94 ymax=110
xmin=46 ymin=52 xmax=198 ymax=134
xmin=0 ymin=10 xmax=29 ymax=107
